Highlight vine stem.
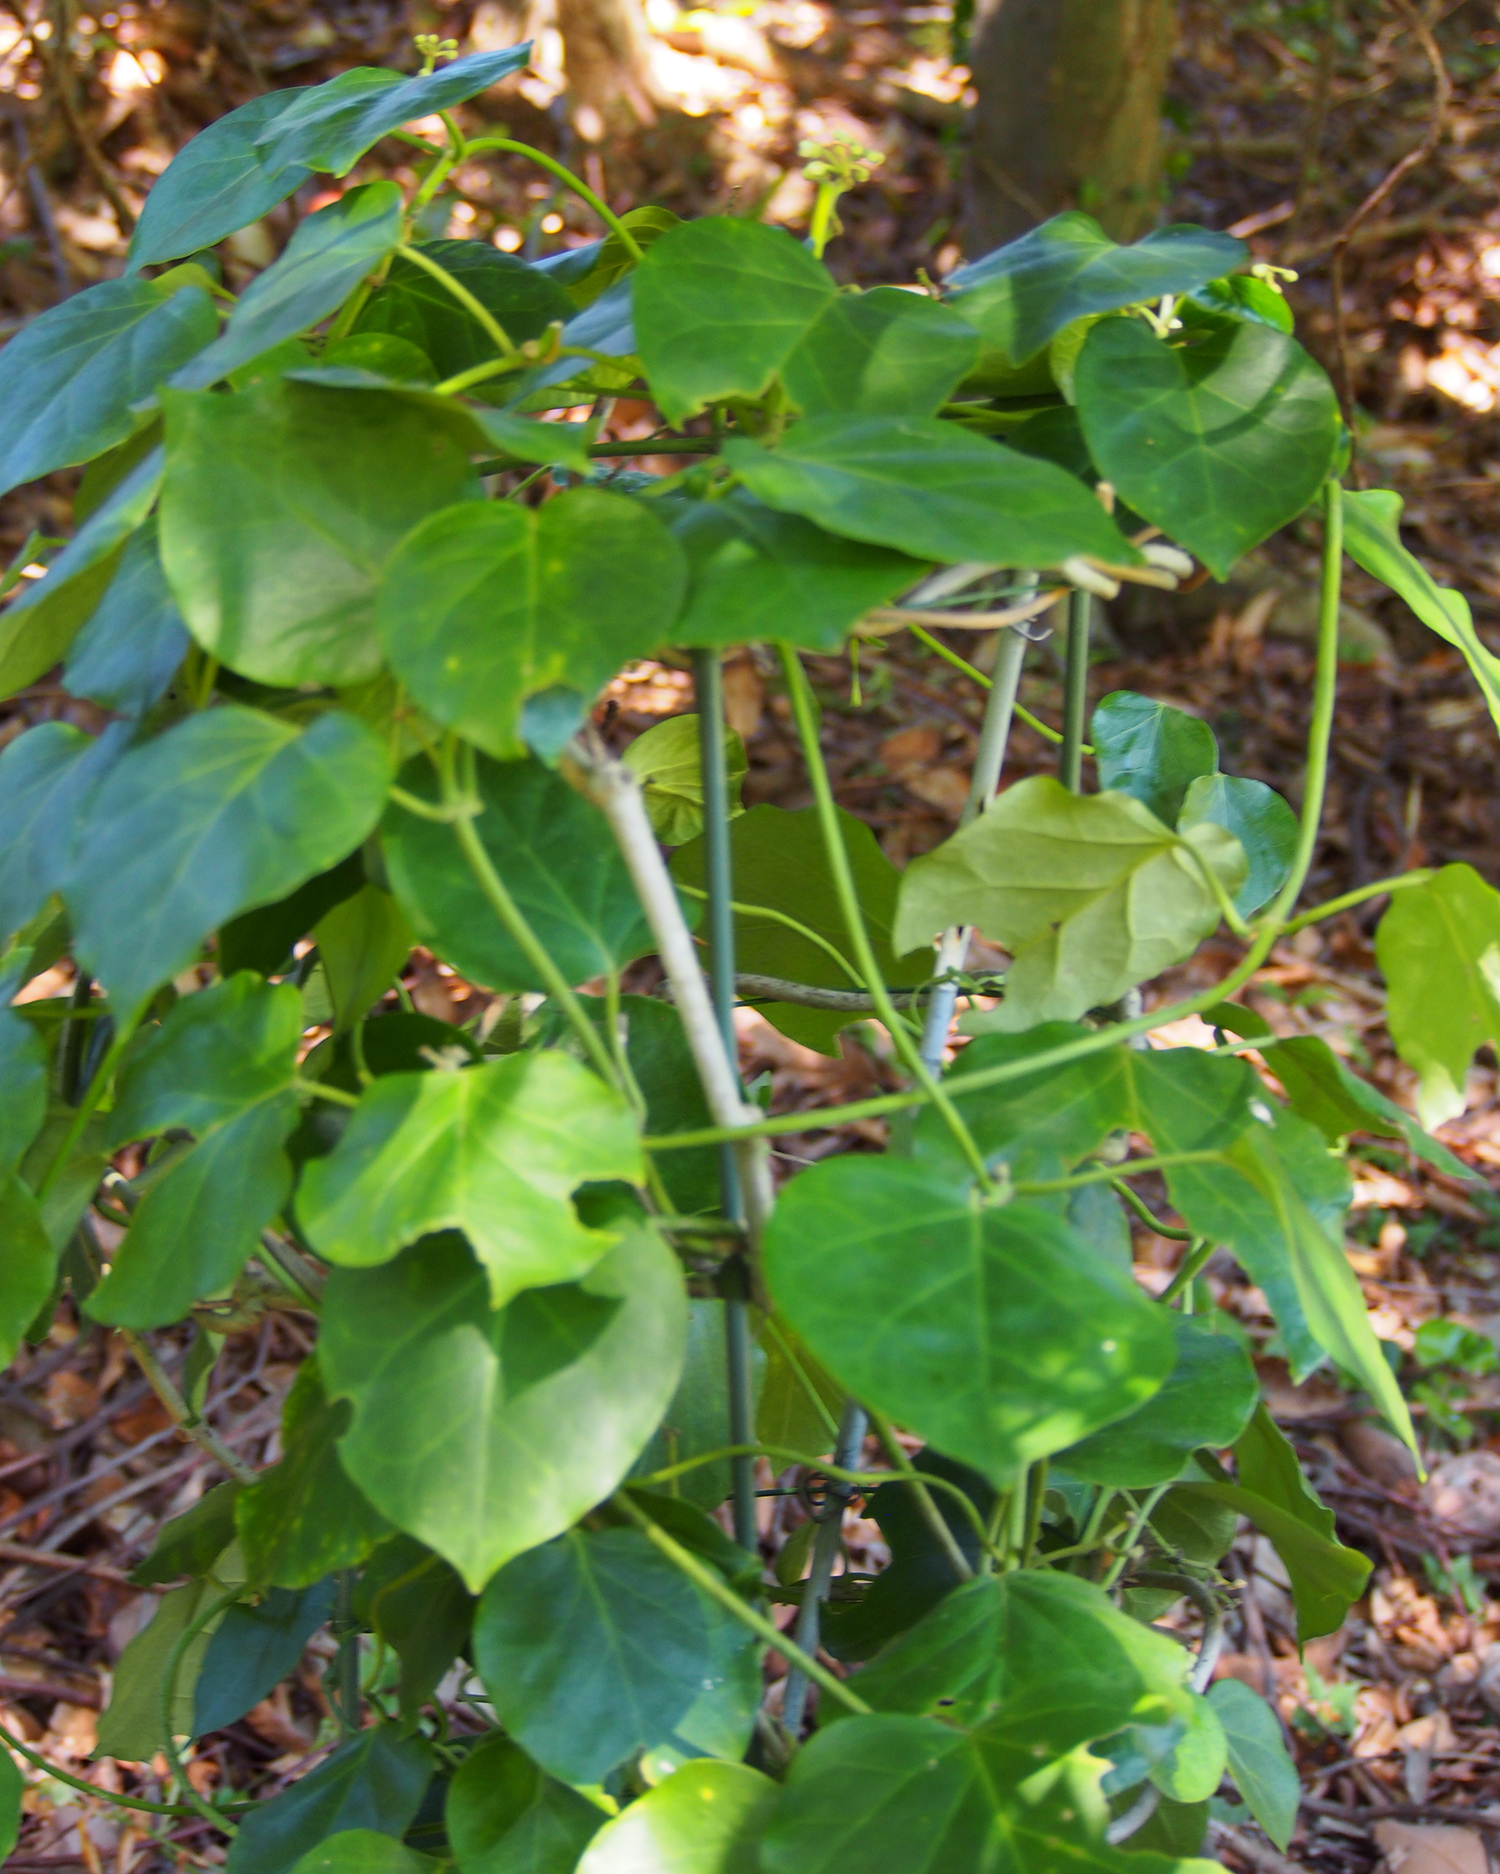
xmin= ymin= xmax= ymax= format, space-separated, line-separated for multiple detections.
xmin=160 ymin=1588 xmax=244 ymax=1836
xmin=674 ymin=884 xmax=864 ymax=988
xmin=569 ymin=736 xmax=775 ymax=1239
xmin=904 ymin=621 xmax=1070 ymax=746
xmin=1015 ymin=1150 xmax=1224 ymax=1196
xmin=781 ymin=1398 xmax=868 ymax=1732
xmin=396 ymin=243 xmax=517 ymax=356
xmin=777 ymin=647 xmax=994 ymax=1189
xmin=121 ymin=1331 xmax=258 ymax=1486
xmin=1280 ymin=865 xmax=1432 ymax=935
xmin=1160 ymin=1236 xmax=1215 ymax=1308
xmin=867 ymin=1405 xmax=979 ymax=1579
xmin=465 ymin=137 xmax=644 ymax=259
xmin=0 ymin=1714 xmax=255 ymax=1819
xmin=610 ymin=1491 xmax=870 ymax=1715
xmin=646 ymin=480 xmax=1347 ymax=1153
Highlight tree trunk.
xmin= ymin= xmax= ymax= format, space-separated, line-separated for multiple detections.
xmin=556 ymin=0 xmax=666 ymax=140
xmin=964 ymin=0 xmax=1176 ymax=259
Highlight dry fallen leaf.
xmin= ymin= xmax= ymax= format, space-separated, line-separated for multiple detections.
xmin=1424 ymin=1451 xmax=1500 ymax=1539
xmin=1373 ymin=1820 xmax=1489 ymax=1874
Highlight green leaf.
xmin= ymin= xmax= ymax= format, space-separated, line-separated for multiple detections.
xmin=174 ymin=183 xmax=404 ymax=390
xmin=446 ymin=1734 xmax=603 ymax=1874
xmin=756 ymin=1315 xmax=843 ymax=1464
xmin=634 ymin=216 xmax=837 ymax=424
xmin=1187 ymin=274 xmax=1294 ymax=333
xmin=315 ymin=885 xmax=413 ymax=1031
xmin=0 ymin=277 xmax=215 ymax=496
xmin=66 ymin=705 xmax=391 ymax=1018
xmin=0 ymin=450 xmax=163 ymax=699
xmin=847 ymin=1571 xmax=1197 ymax=1748
xmin=298 ymin=1050 xmax=642 ymax=1305
xmin=383 ymin=751 xmax=656 ymax=992
xmin=63 ymin=518 xmax=190 ymax=716
xmin=219 ymin=851 xmax=365 ymax=978
xmin=578 ymin=1761 xmax=778 ymax=1874
xmin=516 ymin=279 xmax=637 ymax=407
xmin=1090 ymin=692 xmax=1217 ymax=825
xmin=127 ymin=89 xmax=315 ymax=269
xmin=0 ymin=724 xmax=91 ymax=934
xmin=622 ymin=713 xmax=745 ymax=848
xmin=1376 ymin=863 xmax=1500 ymax=1128
xmin=896 ymin=776 xmax=1243 ymax=1029
xmin=237 ymin=1359 xmax=392 ymax=1587
xmin=946 ymin=212 xmax=1245 ymax=364
xmin=1178 ymin=773 xmax=1297 ymax=917
xmin=320 ymin=1221 xmax=687 ymax=1590
xmin=160 ymin=377 xmax=481 ymax=687
xmin=1342 ymin=488 xmax=1500 ymax=734
xmin=88 ymin=1093 xmax=298 ymax=1328
xmin=0 ymin=1732 xmax=21 ymax=1863
xmin=224 ymin=1724 xmax=434 ymax=1874
xmin=633 ymin=1299 xmax=755 ymax=1512
xmin=194 ymin=1579 xmax=336 ymax=1736
xmin=109 ymin=974 xmax=302 ymax=1145
xmin=760 ymin=1716 xmax=1218 ymax=1874
xmin=723 ymin=416 xmax=1140 ymax=571
xmin=673 ymin=802 xmax=927 ymax=1056
xmin=1207 ymin=1679 xmax=1298 ymax=1852
xmin=1057 ymin=1315 xmax=1258 ymax=1486
xmin=355 ymin=1535 xmax=475 ymax=1722
xmin=377 ymin=489 xmax=685 ymax=760
xmin=667 ymin=490 xmax=922 ymax=652
xmin=252 ymin=50 xmax=533 ymax=177
xmin=132 ymin=1479 xmax=241 ymax=1585
xmin=97 ymin=1557 xmax=241 ymax=1760
xmin=0 ymin=1175 xmax=58 ymax=1369
xmin=765 ymin=1157 xmax=1174 ymax=1484
xmin=1075 ymin=318 xmax=1341 ymax=579
xmin=606 ymin=997 xmax=719 ymax=1218
xmin=0 ymin=993 xmax=46 ymax=1175
xmin=291 ymin=1833 xmax=439 ymax=1874
xmin=782 ymin=288 xmax=979 ymax=418
xmin=475 ymin=1524 xmax=757 ymax=1783
xmin=1151 ymin=1695 xmax=1227 ymax=1805
xmin=352 ymin=239 xmax=572 ymax=377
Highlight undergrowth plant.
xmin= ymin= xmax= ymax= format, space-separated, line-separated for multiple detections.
xmin=0 ymin=38 xmax=1497 ymax=1874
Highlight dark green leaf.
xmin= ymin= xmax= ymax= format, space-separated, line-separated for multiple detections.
xmin=673 ymin=802 xmax=926 ymax=1056
xmin=474 ymin=1524 xmax=757 ymax=1783
xmin=632 ymin=1299 xmax=749 ymax=1511
xmin=1207 ymin=1679 xmax=1298 ymax=1852
xmin=127 ymin=90 xmax=315 ymax=269
xmin=0 ymin=722 xmax=128 ymax=937
xmin=610 ymin=997 xmax=718 ymax=1216
xmin=0 ymin=993 xmax=45 ymax=1176
xmin=352 ymin=240 xmax=572 ymax=377
xmin=97 ymin=1568 xmax=237 ymax=1761
xmin=765 ymin=1158 xmax=1175 ymax=1483
xmin=160 ymin=378 xmax=481 ymax=687
xmin=579 ymin=1762 xmax=777 ymax=1874
xmin=634 ymin=216 xmax=837 ymax=423
xmin=194 ymin=1579 xmax=336 ymax=1736
xmin=377 ymin=489 xmax=685 ymax=759
xmin=66 ymin=705 xmax=391 ymax=1017
xmin=0 ymin=1175 xmax=57 ymax=1369
xmin=667 ymin=490 xmax=922 ymax=652
xmin=297 ymin=1050 xmax=642 ymax=1305
xmin=175 ymin=183 xmax=404 ymax=390
xmin=782 ymin=288 xmax=979 ymax=418
xmin=1090 ymin=691 xmax=1216 ymax=825
xmin=315 ymin=885 xmax=412 ymax=1031
xmin=0 ymin=1729 xmax=20 ymax=1862
xmin=132 ymin=1479 xmax=241 ymax=1585
xmin=761 ymin=1716 xmax=1217 ymax=1874
xmin=237 ymin=1359 xmax=392 ymax=1588
xmin=1058 ymin=1316 xmax=1258 ymax=1486
xmin=445 ymin=1734 xmax=602 ymax=1874
xmin=224 ymin=1724 xmax=433 ymax=1874
xmin=218 ymin=851 xmax=365 ymax=978
xmin=1376 ymin=862 xmax=1500 ymax=1129
xmin=1075 ymin=318 xmax=1341 ymax=579
xmin=723 ymin=416 xmax=1140 ymax=570
xmin=382 ymin=751 xmax=656 ymax=993
xmin=0 ymin=278 xmax=214 ymax=496
xmin=252 ymin=50 xmax=532 ymax=177
xmin=946 ymin=212 xmax=1245 ymax=363
xmin=63 ymin=518 xmax=190 ymax=715
xmin=1177 ymin=773 xmax=1297 ymax=916
xmin=355 ymin=1535 xmax=475 ymax=1721
xmin=321 ymin=332 xmax=436 ymax=381
xmin=570 ymin=205 xmax=679 ymax=309
xmin=0 ymin=450 xmax=163 ymax=699
xmin=896 ymin=775 xmax=1242 ymax=1028
xmin=320 ymin=1222 xmax=687 ymax=1590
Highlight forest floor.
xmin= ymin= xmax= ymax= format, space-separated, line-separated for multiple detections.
xmin=1 ymin=1 xmax=1500 ymax=1869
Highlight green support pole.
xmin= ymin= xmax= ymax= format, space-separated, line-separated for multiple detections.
xmin=1061 ymin=589 xmax=1092 ymax=792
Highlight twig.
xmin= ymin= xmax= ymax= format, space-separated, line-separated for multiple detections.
xmin=4 ymin=104 xmax=67 ymax=295
xmin=1302 ymin=1795 xmax=1500 ymax=1829
xmin=1209 ymin=1819 xmax=1310 ymax=1873
xmin=0 ymin=1540 xmax=143 ymax=1587
xmin=120 ymin=1331 xmax=259 ymax=1486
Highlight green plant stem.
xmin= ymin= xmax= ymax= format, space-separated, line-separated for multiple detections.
xmin=1042 ymin=1488 xmax=1119 ymax=1565
xmin=867 ymin=1406 xmax=979 ymax=1577
xmin=610 ymin=1490 xmax=870 ymax=1715
xmin=1100 ymin=1483 xmax=1172 ymax=1591
xmin=1021 ymin=1458 xmax=1049 ymax=1567
xmin=432 ymin=352 xmax=532 ymax=396
xmin=465 ymin=138 xmax=643 ymax=258
xmin=0 ymin=1715 xmax=255 ymax=1818
xmin=759 ymin=1314 xmax=841 ymax=1443
xmin=122 ymin=1330 xmax=259 ymax=1486
xmin=292 ymin=1075 xmax=359 ymax=1108
xmin=397 ymin=242 xmax=517 ymax=355
xmin=1111 ymin=1178 xmax=1194 ymax=1242
xmin=1160 ymin=1236 xmax=1215 ymax=1307
xmin=1185 ymin=839 xmax=1253 ymax=941
xmin=332 ymin=1568 xmax=360 ymax=1734
xmin=675 ymin=884 xmax=864 ymax=988
xmin=778 ymin=646 xmax=993 ymax=1188
xmin=37 ymin=1017 xmax=138 ymax=1202
xmin=1061 ymin=588 xmax=1091 ymax=791
xmin=782 ymin=1397 xmax=867 ymax=1732
xmin=1280 ymin=866 xmax=1434 ymax=935
xmin=442 ymin=746 xmax=621 ymax=1089
xmin=904 ymin=623 xmax=1074 ymax=747
xmin=161 ymin=1589 xmax=244 ymax=1836
xmin=808 ymin=182 xmax=838 ymax=258
xmin=1016 ymin=1151 xmax=1223 ymax=1197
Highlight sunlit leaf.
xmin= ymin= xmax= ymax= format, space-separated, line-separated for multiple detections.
xmin=783 ymin=288 xmax=979 ymax=418
xmin=579 ymin=1762 xmax=777 ymax=1874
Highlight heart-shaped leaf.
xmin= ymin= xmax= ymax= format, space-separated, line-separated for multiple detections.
xmin=63 ymin=518 xmax=191 ymax=717
xmin=723 ymin=416 xmax=1140 ymax=571
xmin=1207 ymin=1679 xmax=1298 ymax=1852
xmin=445 ymin=1734 xmax=602 ymax=1874
xmin=1091 ymin=691 xmax=1217 ymax=825
xmin=352 ymin=239 xmax=573 ymax=377
xmin=579 ymin=1762 xmax=777 ymax=1874
xmin=0 ymin=720 xmax=124 ymax=935
xmin=782 ymin=287 xmax=979 ymax=418
xmin=1178 ymin=772 xmax=1296 ymax=916
xmin=223 ymin=1726 xmax=433 ymax=1874
xmin=1075 ymin=317 xmax=1340 ymax=578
